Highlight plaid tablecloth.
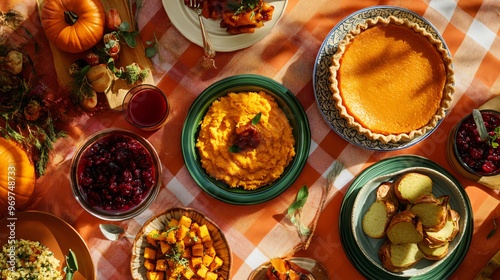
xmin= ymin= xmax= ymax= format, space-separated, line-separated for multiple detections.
xmin=1 ymin=0 xmax=499 ymax=279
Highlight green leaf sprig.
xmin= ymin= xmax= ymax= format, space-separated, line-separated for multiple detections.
xmin=227 ymin=0 xmax=259 ymax=15
xmin=287 ymin=185 xmax=310 ymax=237
xmin=63 ymin=249 xmax=78 ymax=280
xmin=487 ymin=216 xmax=497 ymax=239
xmin=229 ymin=112 xmax=261 ymax=153
xmin=145 ymin=33 xmax=159 ymax=58
xmin=115 ymin=21 xmax=140 ymax=48
xmin=251 ymin=112 xmax=261 ymax=125
xmin=489 ymin=127 xmax=500 ymax=149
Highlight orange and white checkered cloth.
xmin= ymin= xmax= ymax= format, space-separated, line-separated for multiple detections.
xmin=1 ymin=0 xmax=498 ymax=279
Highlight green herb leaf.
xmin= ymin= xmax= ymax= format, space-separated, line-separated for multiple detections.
xmin=487 ymin=216 xmax=497 ymax=239
xmin=116 ymin=21 xmax=140 ymax=48
xmin=251 ymin=112 xmax=262 ymax=125
xmin=64 ymin=249 xmax=78 ymax=280
xmin=287 ymin=185 xmax=310 ymax=236
xmin=227 ymin=0 xmax=259 ymax=15
xmin=490 ymin=127 xmax=500 ymax=148
xmin=145 ymin=33 xmax=159 ymax=58
xmin=229 ymin=145 xmax=242 ymax=153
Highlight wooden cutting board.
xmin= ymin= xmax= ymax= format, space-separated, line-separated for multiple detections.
xmin=36 ymin=0 xmax=154 ymax=111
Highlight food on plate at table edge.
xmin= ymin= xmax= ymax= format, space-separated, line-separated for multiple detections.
xmin=192 ymin=0 xmax=275 ymax=34
xmin=455 ymin=110 xmax=500 ymax=175
xmin=76 ymin=132 xmax=156 ymax=211
xmin=0 ymin=137 xmax=36 ymax=210
xmin=361 ymin=172 xmax=461 ymax=272
xmin=0 ymin=239 xmax=63 ymax=279
xmin=142 ymin=214 xmax=225 ymax=280
xmin=196 ymin=91 xmax=295 ymax=190
xmin=329 ymin=16 xmax=454 ymax=143
xmin=265 ymin=258 xmax=313 ymax=279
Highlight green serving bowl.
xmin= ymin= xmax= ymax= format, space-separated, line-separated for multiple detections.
xmin=181 ymin=74 xmax=311 ymax=205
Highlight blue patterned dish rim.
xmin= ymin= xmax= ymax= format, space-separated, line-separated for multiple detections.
xmin=313 ymin=6 xmax=452 ymax=151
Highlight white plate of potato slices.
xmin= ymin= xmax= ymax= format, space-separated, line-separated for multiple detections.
xmin=351 ymin=166 xmax=469 ymax=277
xmin=130 ymin=207 xmax=232 ymax=280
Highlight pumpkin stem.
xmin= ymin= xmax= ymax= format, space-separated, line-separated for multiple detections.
xmin=64 ymin=11 xmax=79 ymax=25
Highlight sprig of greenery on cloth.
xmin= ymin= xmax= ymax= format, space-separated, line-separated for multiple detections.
xmin=287 ymin=185 xmax=311 ymax=236
xmin=1 ymin=10 xmax=69 ymax=177
xmin=285 ymin=161 xmax=345 ymax=256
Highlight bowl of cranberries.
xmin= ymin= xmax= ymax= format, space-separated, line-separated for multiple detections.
xmin=453 ymin=110 xmax=500 ymax=176
xmin=70 ymin=129 xmax=162 ymax=220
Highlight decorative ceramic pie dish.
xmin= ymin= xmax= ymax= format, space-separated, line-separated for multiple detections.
xmin=329 ymin=15 xmax=454 ymax=143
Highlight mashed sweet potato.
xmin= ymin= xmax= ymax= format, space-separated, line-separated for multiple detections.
xmin=196 ymin=91 xmax=295 ymax=190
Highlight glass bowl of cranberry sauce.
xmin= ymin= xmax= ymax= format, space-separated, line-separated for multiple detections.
xmin=453 ymin=110 xmax=500 ymax=176
xmin=70 ymin=129 xmax=162 ymax=221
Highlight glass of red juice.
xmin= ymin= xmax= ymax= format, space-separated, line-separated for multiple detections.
xmin=123 ymin=84 xmax=169 ymax=130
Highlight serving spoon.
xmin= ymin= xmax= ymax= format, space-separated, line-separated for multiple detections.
xmin=472 ymin=109 xmax=489 ymax=142
xmin=99 ymin=224 xmax=135 ymax=241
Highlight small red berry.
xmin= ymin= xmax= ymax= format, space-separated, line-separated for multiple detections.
xmin=85 ymin=52 xmax=100 ymax=66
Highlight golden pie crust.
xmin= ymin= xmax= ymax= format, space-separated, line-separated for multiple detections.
xmin=329 ymin=16 xmax=454 ymax=143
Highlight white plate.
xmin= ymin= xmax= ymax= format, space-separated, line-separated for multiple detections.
xmin=313 ymin=6 xmax=451 ymax=151
xmin=163 ymin=0 xmax=287 ymax=52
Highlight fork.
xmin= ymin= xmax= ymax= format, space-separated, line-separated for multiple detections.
xmin=184 ymin=0 xmax=216 ymax=61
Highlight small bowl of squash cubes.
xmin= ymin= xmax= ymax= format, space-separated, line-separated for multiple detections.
xmin=131 ymin=207 xmax=231 ymax=280
xmin=351 ymin=167 xmax=468 ymax=277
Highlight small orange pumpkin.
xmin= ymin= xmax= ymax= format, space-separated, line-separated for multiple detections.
xmin=41 ymin=0 xmax=105 ymax=53
xmin=0 ymin=138 xmax=35 ymax=209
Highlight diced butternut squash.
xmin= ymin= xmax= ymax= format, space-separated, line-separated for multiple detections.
xmin=202 ymin=254 xmax=214 ymax=267
xmin=155 ymin=259 xmax=168 ymax=271
xmin=177 ymin=224 xmax=190 ymax=241
xmin=160 ymin=241 xmax=171 ymax=254
xmin=144 ymin=259 xmax=156 ymax=271
xmin=197 ymin=265 xmax=209 ymax=278
xmin=205 ymin=246 xmax=216 ymax=257
xmin=166 ymin=230 xmax=176 ymax=244
xmin=198 ymin=224 xmax=210 ymax=239
xmin=147 ymin=229 xmax=161 ymax=246
xmin=182 ymin=248 xmax=192 ymax=259
xmin=144 ymin=247 xmax=157 ymax=260
xmin=209 ymin=256 xmax=223 ymax=271
xmin=192 ymin=243 xmax=204 ymax=257
xmin=206 ymin=271 xmax=218 ymax=280
xmin=159 ymin=231 xmax=168 ymax=241
xmin=146 ymin=271 xmax=164 ymax=280
xmin=191 ymin=256 xmax=203 ymax=268
xmin=179 ymin=215 xmax=192 ymax=228
xmin=167 ymin=218 xmax=179 ymax=228
xmin=142 ymin=214 xmax=224 ymax=280
xmin=182 ymin=268 xmax=195 ymax=279
xmin=270 ymin=258 xmax=288 ymax=274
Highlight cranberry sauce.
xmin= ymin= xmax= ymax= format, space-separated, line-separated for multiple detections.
xmin=455 ymin=111 xmax=500 ymax=175
xmin=127 ymin=88 xmax=168 ymax=127
xmin=77 ymin=133 xmax=156 ymax=211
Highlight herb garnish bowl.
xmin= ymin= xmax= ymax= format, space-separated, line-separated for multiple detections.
xmin=130 ymin=207 xmax=232 ymax=279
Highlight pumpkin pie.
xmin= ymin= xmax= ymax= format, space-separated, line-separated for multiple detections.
xmin=329 ymin=16 xmax=454 ymax=143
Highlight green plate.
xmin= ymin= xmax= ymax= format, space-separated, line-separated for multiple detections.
xmin=181 ymin=74 xmax=311 ymax=205
xmin=339 ymin=155 xmax=473 ymax=279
